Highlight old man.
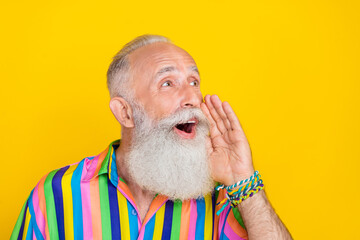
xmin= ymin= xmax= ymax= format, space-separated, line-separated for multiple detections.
xmin=11 ymin=34 xmax=292 ymax=239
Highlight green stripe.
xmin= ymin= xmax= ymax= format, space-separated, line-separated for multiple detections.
xmin=10 ymin=197 xmax=28 ymax=240
xmin=44 ymin=169 xmax=60 ymax=240
xmin=170 ymin=200 xmax=182 ymax=240
xmin=232 ymin=207 xmax=246 ymax=230
xmin=98 ymin=139 xmax=120 ymax=176
xmin=99 ymin=174 xmax=112 ymax=239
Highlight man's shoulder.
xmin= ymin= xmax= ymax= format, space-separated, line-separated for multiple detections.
xmin=30 ymin=140 xmax=117 ymax=199
xmin=32 ymin=157 xmax=87 ymax=192
xmin=31 ymin=154 xmax=105 ymax=198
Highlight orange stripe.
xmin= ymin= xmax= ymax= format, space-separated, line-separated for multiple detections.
xmin=37 ymin=173 xmax=50 ymax=240
xmin=227 ymin=210 xmax=248 ymax=239
xmin=90 ymin=176 xmax=102 ymax=239
xmin=93 ymin=149 xmax=107 ymax=176
xmin=117 ymin=180 xmax=137 ymax=205
xmin=143 ymin=195 xmax=168 ymax=224
xmin=179 ymin=200 xmax=191 ymax=240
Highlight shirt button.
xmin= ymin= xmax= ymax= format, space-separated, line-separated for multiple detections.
xmin=131 ymin=209 xmax=137 ymax=216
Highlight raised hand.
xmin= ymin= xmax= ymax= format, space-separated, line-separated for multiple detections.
xmin=200 ymin=94 xmax=255 ymax=186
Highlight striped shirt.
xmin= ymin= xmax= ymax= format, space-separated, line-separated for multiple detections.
xmin=11 ymin=139 xmax=248 ymax=240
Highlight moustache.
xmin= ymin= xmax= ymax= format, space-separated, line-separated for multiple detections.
xmin=155 ymin=107 xmax=210 ymax=131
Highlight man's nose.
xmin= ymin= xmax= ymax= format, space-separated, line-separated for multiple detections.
xmin=180 ymin=85 xmax=202 ymax=108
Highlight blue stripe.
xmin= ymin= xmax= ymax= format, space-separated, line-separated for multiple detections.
xmin=17 ymin=200 xmax=29 ymax=240
xmin=221 ymin=232 xmax=230 ymax=240
xmin=212 ymin=192 xmax=216 ymax=240
xmin=195 ymin=198 xmax=205 ymax=240
xmin=27 ymin=189 xmax=45 ymax=240
xmin=25 ymin=219 xmax=33 ymax=240
xmin=110 ymin=148 xmax=119 ymax=183
xmin=143 ymin=215 xmax=155 ymax=240
xmin=71 ymin=160 xmax=85 ymax=240
xmin=127 ymin=201 xmax=139 ymax=240
xmin=52 ymin=166 xmax=69 ymax=240
xmin=108 ymin=178 xmax=121 ymax=239
xmin=161 ymin=201 xmax=174 ymax=240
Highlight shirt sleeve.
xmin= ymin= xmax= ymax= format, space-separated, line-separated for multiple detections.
xmin=218 ymin=207 xmax=248 ymax=240
xmin=10 ymin=196 xmax=37 ymax=240
xmin=215 ymin=188 xmax=248 ymax=240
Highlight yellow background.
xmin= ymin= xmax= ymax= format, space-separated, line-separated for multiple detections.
xmin=1 ymin=0 xmax=359 ymax=238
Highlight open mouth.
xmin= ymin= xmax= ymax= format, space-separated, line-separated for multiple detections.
xmin=173 ymin=118 xmax=198 ymax=139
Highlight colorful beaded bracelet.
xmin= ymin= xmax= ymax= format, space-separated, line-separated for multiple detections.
xmin=215 ymin=170 xmax=260 ymax=192
xmin=228 ymin=178 xmax=263 ymax=200
xmin=215 ymin=171 xmax=264 ymax=215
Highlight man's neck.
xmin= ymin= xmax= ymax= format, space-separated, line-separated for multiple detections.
xmin=115 ymin=136 xmax=156 ymax=223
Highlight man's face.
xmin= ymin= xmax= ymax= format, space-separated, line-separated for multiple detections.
xmin=123 ymin=42 xmax=214 ymax=200
xmin=128 ymin=42 xmax=203 ymax=132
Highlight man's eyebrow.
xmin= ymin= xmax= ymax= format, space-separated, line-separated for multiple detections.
xmin=189 ymin=66 xmax=200 ymax=75
xmin=155 ymin=66 xmax=176 ymax=77
xmin=155 ymin=65 xmax=200 ymax=79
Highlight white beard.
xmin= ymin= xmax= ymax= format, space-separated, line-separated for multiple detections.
xmin=125 ymin=102 xmax=215 ymax=201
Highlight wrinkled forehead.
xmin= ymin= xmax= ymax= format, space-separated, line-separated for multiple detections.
xmin=128 ymin=42 xmax=198 ymax=83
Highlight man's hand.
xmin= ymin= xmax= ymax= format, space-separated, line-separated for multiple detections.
xmin=201 ymin=94 xmax=293 ymax=239
xmin=200 ymin=94 xmax=255 ymax=186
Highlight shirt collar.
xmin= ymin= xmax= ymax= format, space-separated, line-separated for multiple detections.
xmin=82 ymin=139 xmax=121 ymax=182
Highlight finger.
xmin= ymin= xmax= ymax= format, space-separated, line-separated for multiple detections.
xmin=209 ymin=95 xmax=232 ymax=131
xmin=200 ymin=101 xmax=221 ymax=138
xmin=204 ymin=94 xmax=227 ymax=134
xmin=222 ymin=101 xmax=246 ymax=136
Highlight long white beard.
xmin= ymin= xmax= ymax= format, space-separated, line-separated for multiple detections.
xmin=125 ymin=102 xmax=215 ymax=201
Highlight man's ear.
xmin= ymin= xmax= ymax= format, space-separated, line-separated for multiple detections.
xmin=109 ymin=97 xmax=135 ymax=128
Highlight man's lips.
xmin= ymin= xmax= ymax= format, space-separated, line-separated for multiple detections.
xmin=173 ymin=118 xmax=198 ymax=139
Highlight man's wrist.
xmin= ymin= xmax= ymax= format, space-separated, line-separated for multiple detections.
xmin=228 ymin=168 xmax=255 ymax=186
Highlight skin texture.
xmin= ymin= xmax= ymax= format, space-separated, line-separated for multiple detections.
xmin=109 ymin=42 xmax=293 ymax=239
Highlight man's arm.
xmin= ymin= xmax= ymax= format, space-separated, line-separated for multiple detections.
xmin=238 ymin=189 xmax=292 ymax=239
xmin=201 ymin=94 xmax=292 ymax=239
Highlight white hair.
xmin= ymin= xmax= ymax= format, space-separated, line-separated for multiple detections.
xmin=106 ymin=34 xmax=172 ymax=100
xmin=125 ymin=100 xmax=215 ymax=200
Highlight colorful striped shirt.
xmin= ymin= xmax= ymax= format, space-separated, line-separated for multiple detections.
xmin=11 ymin=139 xmax=248 ymax=239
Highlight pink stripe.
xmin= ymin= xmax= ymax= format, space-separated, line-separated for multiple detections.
xmin=224 ymin=221 xmax=246 ymax=240
xmin=218 ymin=205 xmax=231 ymax=239
xmin=32 ymin=184 xmax=46 ymax=239
xmin=138 ymin=228 xmax=145 ymax=240
xmin=187 ymin=199 xmax=197 ymax=239
xmin=86 ymin=155 xmax=100 ymax=179
xmin=81 ymin=163 xmax=93 ymax=239
xmin=83 ymin=155 xmax=100 ymax=180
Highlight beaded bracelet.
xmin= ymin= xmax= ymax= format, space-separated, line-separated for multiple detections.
xmin=215 ymin=171 xmax=264 ymax=215
xmin=216 ymin=178 xmax=262 ymax=214
xmin=230 ymin=183 xmax=264 ymax=207
xmin=228 ymin=179 xmax=263 ymax=202
xmin=215 ymin=171 xmax=260 ymax=191
xmin=228 ymin=174 xmax=261 ymax=197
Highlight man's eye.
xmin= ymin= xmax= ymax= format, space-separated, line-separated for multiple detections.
xmin=161 ymin=81 xmax=171 ymax=87
xmin=190 ymin=80 xmax=199 ymax=86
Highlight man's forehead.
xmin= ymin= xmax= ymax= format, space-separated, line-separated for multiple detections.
xmin=128 ymin=42 xmax=197 ymax=71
